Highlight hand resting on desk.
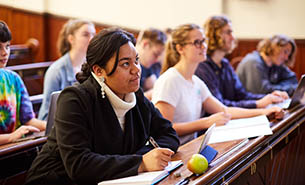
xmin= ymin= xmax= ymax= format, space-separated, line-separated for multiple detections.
xmin=207 ymin=112 xmax=231 ymax=127
xmin=9 ymin=125 xmax=40 ymax=142
xmin=264 ymin=106 xmax=284 ymax=120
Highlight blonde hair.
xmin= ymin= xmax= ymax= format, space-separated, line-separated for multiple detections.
xmin=204 ymin=15 xmax=235 ymax=55
xmin=161 ymin=24 xmax=201 ymax=74
xmin=257 ymin=34 xmax=297 ymax=67
xmin=57 ymin=19 xmax=94 ymax=56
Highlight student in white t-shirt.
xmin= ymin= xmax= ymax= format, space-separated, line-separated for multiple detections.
xmin=152 ymin=24 xmax=284 ymax=145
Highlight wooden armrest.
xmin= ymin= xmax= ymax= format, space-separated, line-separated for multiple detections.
xmin=6 ymin=61 xmax=53 ymax=71
xmin=29 ymin=94 xmax=43 ymax=104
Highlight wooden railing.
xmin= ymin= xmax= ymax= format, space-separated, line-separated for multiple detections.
xmin=6 ymin=61 xmax=53 ymax=116
xmin=8 ymin=38 xmax=39 ymax=66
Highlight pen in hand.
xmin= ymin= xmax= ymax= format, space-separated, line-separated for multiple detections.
xmin=149 ymin=136 xmax=160 ymax=148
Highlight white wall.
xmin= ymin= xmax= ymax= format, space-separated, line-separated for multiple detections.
xmin=45 ymin=0 xmax=222 ymax=30
xmin=1 ymin=0 xmax=304 ymax=38
xmin=225 ymin=0 xmax=305 ymax=39
xmin=0 ymin=0 xmax=45 ymax=13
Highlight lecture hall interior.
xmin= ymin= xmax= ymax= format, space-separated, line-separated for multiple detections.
xmin=0 ymin=0 xmax=305 ymax=184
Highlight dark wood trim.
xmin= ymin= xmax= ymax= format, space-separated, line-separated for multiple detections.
xmin=43 ymin=12 xmax=140 ymax=35
xmin=0 ymin=4 xmax=140 ymax=63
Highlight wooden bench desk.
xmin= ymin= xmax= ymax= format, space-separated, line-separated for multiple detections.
xmin=159 ymin=105 xmax=305 ymax=185
xmin=1 ymin=105 xmax=304 ymax=185
xmin=6 ymin=61 xmax=53 ymax=96
xmin=0 ymin=137 xmax=47 ymax=185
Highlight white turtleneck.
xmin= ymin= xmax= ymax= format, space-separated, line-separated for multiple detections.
xmin=91 ymin=72 xmax=136 ymax=131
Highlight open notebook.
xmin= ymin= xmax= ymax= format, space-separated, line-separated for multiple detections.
xmin=98 ymin=160 xmax=183 ymax=185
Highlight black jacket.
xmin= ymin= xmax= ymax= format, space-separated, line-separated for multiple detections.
xmin=25 ymin=76 xmax=179 ymax=185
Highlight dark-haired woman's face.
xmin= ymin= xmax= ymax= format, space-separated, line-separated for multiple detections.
xmin=0 ymin=41 xmax=10 ymax=68
xmin=103 ymin=41 xmax=141 ymax=99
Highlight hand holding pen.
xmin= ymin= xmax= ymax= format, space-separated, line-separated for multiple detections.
xmin=138 ymin=136 xmax=174 ymax=172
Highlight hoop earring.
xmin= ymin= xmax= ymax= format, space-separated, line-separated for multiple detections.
xmin=100 ymin=76 xmax=106 ymax=98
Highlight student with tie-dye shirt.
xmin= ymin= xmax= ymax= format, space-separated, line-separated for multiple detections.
xmin=0 ymin=21 xmax=46 ymax=145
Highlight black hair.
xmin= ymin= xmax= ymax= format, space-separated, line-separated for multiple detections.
xmin=0 ymin=21 xmax=12 ymax=42
xmin=76 ymin=27 xmax=136 ymax=83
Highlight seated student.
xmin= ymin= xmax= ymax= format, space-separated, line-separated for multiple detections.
xmin=152 ymin=24 xmax=283 ymax=145
xmin=38 ymin=19 xmax=96 ymax=120
xmin=25 ymin=28 xmax=179 ymax=185
xmin=195 ymin=15 xmax=288 ymax=108
xmin=149 ymin=28 xmax=173 ymax=80
xmin=236 ymin=34 xmax=298 ymax=96
xmin=136 ymin=28 xmax=167 ymax=99
xmin=0 ymin=21 xmax=46 ymax=145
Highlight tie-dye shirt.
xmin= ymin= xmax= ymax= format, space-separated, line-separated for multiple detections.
xmin=0 ymin=69 xmax=34 ymax=134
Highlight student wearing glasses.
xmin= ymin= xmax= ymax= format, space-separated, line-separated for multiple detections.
xmin=236 ymin=34 xmax=298 ymax=96
xmin=195 ymin=15 xmax=288 ymax=109
xmin=136 ymin=28 xmax=167 ymax=99
xmin=152 ymin=24 xmax=283 ymax=145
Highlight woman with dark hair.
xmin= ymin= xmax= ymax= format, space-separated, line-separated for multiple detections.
xmin=25 ymin=28 xmax=179 ymax=185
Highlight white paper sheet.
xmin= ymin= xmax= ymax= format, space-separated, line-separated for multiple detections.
xmin=208 ymin=115 xmax=273 ymax=144
xmin=226 ymin=115 xmax=269 ymax=127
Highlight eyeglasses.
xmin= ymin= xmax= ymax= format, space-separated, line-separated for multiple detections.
xmin=183 ymin=39 xmax=206 ymax=48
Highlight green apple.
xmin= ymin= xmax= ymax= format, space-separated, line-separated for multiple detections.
xmin=187 ymin=154 xmax=208 ymax=174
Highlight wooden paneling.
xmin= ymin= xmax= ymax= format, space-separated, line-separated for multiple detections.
xmin=293 ymin=40 xmax=305 ymax=80
xmin=227 ymin=39 xmax=305 ymax=80
xmin=44 ymin=13 xmax=139 ymax=61
xmin=0 ymin=5 xmax=46 ymax=63
xmin=0 ymin=5 xmax=139 ymax=64
xmin=1 ymin=4 xmax=304 ymax=92
xmin=43 ymin=14 xmax=67 ymax=61
xmin=230 ymin=115 xmax=305 ymax=185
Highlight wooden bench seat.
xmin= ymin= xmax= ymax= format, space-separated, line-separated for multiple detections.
xmin=6 ymin=61 xmax=53 ymax=96
xmin=8 ymin=38 xmax=39 ymax=66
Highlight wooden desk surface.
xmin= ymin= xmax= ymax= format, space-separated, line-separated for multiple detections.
xmin=1 ymin=105 xmax=304 ymax=185
xmin=0 ymin=137 xmax=47 ymax=181
xmin=0 ymin=137 xmax=47 ymax=156
xmin=160 ymin=105 xmax=305 ymax=185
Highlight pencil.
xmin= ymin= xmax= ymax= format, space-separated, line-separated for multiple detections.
xmin=149 ymin=136 xmax=160 ymax=148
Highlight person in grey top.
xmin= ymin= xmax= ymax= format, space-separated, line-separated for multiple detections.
xmin=39 ymin=19 xmax=95 ymax=120
xmin=236 ymin=35 xmax=298 ymax=96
